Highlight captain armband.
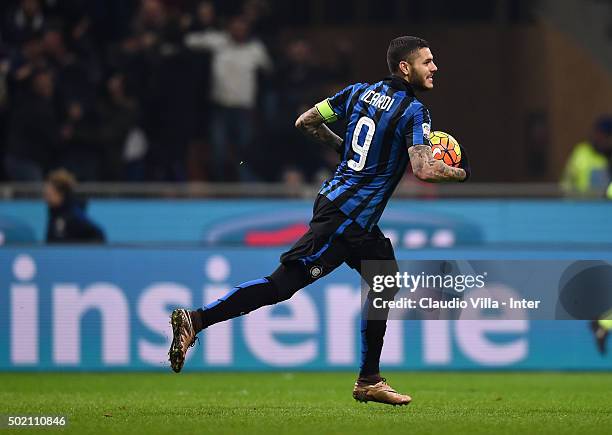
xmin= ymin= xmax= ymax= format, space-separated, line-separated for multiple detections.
xmin=315 ymin=99 xmax=339 ymax=123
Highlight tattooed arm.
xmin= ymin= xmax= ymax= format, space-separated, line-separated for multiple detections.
xmin=295 ymin=107 xmax=343 ymax=154
xmin=408 ymin=144 xmax=467 ymax=182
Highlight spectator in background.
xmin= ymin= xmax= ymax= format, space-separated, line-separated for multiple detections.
xmin=182 ymin=1 xmax=216 ymax=180
xmin=241 ymin=0 xmax=277 ymax=43
xmin=96 ymin=72 xmax=142 ymax=181
xmin=282 ymin=166 xmax=306 ymax=198
xmin=108 ymin=33 xmax=149 ymax=104
xmin=3 ymin=0 xmax=46 ymax=44
xmin=5 ymin=69 xmax=60 ymax=180
xmin=6 ymin=32 xmax=47 ymax=102
xmin=561 ymin=116 xmax=612 ymax=195
xmin=41 ymin=27 xmax=101 ymax=181
xmin=186 ymin=1 xmax=219 ymax=33
xmin=268 ymin=39 xmax=329 ymax=181
xmin=59 ymin=99 xmax=100 ymax=181
xmin=81 ymin=0 xmax=136 ymax=48
xmin=43 ymin=27 xmax=97 ymax=114
xmin=276 ymin=39 xmax=325 ymax=121
xmin=133 ymin=0 xmax=168 ymax=49
xmin=44 ymin=168 xmax=105 ymax=243
xmin=186 ymin=15 xmax=272 ymax=181
xmin=145 ymin=19 xmax=200 ymax=181
xmin=41 ymin=0 xmax=96 ymax=60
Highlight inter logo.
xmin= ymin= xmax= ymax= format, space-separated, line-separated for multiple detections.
xmin=309 ymin=265 xmax=323 ymax=279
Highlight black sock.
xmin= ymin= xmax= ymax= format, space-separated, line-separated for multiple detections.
xmin=359 ymin=318 xmax=387 ymax=377
xmin=189 ymin=310 xmax=204 ymax=334
xmin=359 ymin=292 xmax=392 ymax=377
xmin=358 ymin=279 xmax=396 ymax=378
xmin=357 ymin=373 xmax=382 ymax=385
xmin=197 ymin=278 xmax=279 ymax=329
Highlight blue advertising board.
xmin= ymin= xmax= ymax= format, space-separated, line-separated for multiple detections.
xmin=1 ymin=246 xmax=610 ymax=371
xmin=1 ymin=199 xmax=611 ymax=246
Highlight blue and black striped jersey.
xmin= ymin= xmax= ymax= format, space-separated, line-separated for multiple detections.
xmin=316 ymin=76 xmax=431 ymax=230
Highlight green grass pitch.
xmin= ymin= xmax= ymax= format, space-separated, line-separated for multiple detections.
xmin=1 ymin=372 xmax=611 ymax=434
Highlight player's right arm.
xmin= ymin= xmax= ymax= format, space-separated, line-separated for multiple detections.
xmin=295 ymin=84 xmax=360 ymax=154
xmin=294 ymin=106 xmax=344 ymax=154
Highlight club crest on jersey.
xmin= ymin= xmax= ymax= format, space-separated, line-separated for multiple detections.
xmin=309 ymin=265 xmax=323 ymax=279
xmin=422 ymin=123 xmax=431 ymax=137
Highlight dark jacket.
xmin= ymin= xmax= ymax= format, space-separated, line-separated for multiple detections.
xmin=7 ymin=92 xmax=61 ymax=166
xmin=46 ymin=197 xmax=105 ymax=243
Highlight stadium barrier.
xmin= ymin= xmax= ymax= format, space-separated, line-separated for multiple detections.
xmin=0 ymin=181 xmax=604 ymax=199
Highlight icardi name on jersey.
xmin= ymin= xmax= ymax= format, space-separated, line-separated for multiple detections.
xmin=360 ymin=90 xmax=395 ymax=111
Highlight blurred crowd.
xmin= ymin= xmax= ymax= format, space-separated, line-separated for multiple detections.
xmin=0 ymin=0 xmax=352 ymax=183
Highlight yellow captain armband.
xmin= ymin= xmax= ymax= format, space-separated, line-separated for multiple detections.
xmin=315 ymin=99 xmax=338 ymax=123
xmin=607 ymin=182 xmax=612 ymax=199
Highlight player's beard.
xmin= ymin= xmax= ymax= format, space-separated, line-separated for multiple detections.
xmin=410 ymin=73 xmax=432 ymax=91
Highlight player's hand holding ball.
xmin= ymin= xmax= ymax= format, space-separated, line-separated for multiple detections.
xmin=429 ymin=131 xmax=470 ymax=181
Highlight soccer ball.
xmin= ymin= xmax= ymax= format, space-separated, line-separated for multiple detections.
xmin=429 ymin=131 xmax=462 ymax=167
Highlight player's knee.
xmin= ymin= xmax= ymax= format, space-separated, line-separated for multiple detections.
xmin=268 ymin=263 xmax=310 ymax=302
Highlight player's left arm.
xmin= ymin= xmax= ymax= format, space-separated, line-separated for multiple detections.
xmin=295 ymin=106 xmax=343 ymax=154
xmin=408 ymin=144 xmax=467 ymax=182
xmin=405 ymin=104 xmax=470 ymax=183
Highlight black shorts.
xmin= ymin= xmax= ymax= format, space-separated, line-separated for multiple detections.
xmin=280 ymin=195 xmax=396 ymax=281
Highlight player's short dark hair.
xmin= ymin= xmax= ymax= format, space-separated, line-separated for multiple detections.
xmin=387 ymin=36 xmax=429 ymax=74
